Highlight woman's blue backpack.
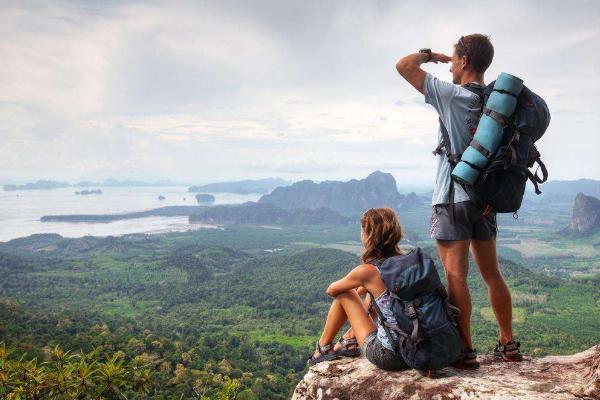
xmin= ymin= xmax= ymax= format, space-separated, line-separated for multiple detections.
xmin=371 ymin=248 xmax=461 ymax=373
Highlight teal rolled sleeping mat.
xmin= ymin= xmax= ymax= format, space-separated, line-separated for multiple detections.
xmin=452 ymin=72 xmax=524 ymax=185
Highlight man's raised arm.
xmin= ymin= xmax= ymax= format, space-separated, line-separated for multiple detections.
xmin=395 ymin=51 xmax=451 ymax=93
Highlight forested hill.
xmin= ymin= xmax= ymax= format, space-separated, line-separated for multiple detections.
xmin=1 ymin=227 xmax=599 ymax=399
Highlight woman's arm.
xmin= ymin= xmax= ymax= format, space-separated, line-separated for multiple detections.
xmin=356 ymin=286 xmax=368 ymax=296
xmin=326 ymin=264 xmax=378 ymax=297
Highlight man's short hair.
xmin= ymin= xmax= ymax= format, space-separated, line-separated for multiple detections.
xmin=455 ymin=34 xmax=494 ymax=74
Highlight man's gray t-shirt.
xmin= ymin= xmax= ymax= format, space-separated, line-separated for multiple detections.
xmin=424 ymin=72 xmax=483 ymax=205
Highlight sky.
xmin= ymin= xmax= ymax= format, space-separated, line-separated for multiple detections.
xmin=1 ymin=0 xmax=599 ymax=189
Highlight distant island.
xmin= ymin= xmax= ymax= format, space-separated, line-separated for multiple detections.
xmin=189 ymin=202 xmax=354 ymax=226
xmin=37 ymin=173 xmax=429 ymax=226
xmin=41 ymin=205 xmax=207 ymax=223
xmin=195 ymin=194 xmax=215 ymax=204
xmin=158 ymin=195 xmax=166 ymax=200
xmin=188 ymin=177 xmax=291 ymax=194
xmin=75 ymin=178 xmax=182 ymax=187
xmin=3 ymin=178 xmax=186 ymax=191
xmin=39 ymin=201 xmax=351 ymax=227
xmin=3 ymin=180 xmax=70 ymax=191
xmin=75 ymin=189 xmax=102 ymax=195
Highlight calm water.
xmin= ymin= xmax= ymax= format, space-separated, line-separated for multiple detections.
xmin=0 ymin=186 xmax=261 ymax=242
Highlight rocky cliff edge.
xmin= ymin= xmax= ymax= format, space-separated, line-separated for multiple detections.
xmin=292 ymin=345 xmax=600 ymax=400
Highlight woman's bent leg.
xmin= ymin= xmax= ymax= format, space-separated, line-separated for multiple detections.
xmin=335 ymin=293 xmax=375 ymax=350
xmin=319 ymin=290 xmax=377 ymax=348
xmin=318 ymin=295 xmax=349 ymax=346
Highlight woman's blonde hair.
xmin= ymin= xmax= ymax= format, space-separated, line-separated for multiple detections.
xmin=360 ymin=207 xmax=404 ymax=263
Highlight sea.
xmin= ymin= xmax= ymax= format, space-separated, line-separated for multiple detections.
xmin=0 ymin=186 xmax=261 ymax=242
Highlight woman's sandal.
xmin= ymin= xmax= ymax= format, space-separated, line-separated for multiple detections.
xmin=451 ymin=348 xmax=480 ymax=370
xmin=334 ymin=336 xmax=361 ymax=358
xmin=307 ymin=342 xmax=338 ymax=366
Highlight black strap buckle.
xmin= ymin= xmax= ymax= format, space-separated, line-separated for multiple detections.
xmin=405 ymin=303 xmax=418 ymax=319
xmin=447 ymin=154 xmax=460 ymax=166
xmin=436 ymin=286 xmax=448 ymax=298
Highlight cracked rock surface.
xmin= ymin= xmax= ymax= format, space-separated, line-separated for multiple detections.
xmin=292 ymin=345 xmax=600 ymax=400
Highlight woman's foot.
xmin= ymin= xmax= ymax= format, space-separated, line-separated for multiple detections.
xmin=333 ymin=335 xmax=361 ymax=358
xmin=307 ymin=342 xmax=338 ymax=366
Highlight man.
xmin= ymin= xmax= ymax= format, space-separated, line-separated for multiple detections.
xmin=395 ymin=34 xmax=523 ymax=369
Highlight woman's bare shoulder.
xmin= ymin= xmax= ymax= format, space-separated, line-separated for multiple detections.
xmin=351 ymin=263 xmax=380 ymax=278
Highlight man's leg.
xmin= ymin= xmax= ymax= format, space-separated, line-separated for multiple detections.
xmin=436 ymin=239 xmax=473 ymax=350
xmin=470 ymin=239 xmax=514 ymax=344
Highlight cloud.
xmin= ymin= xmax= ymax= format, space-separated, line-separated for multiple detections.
xmin=0 ymin=0 xmax=599 ymax=184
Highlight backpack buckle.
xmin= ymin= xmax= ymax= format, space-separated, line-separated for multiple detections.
xmin=405 ymin=303 xmax=418 ymax=320
xmin=447 ymin=154 xmax=461 ymax=166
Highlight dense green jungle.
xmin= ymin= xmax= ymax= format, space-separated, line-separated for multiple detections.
xmin=1 ymin=202 xmax=599 ymax=399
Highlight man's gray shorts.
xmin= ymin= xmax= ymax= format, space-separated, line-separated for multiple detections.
xmin=430 ymin=201 xmax=497 ymax=241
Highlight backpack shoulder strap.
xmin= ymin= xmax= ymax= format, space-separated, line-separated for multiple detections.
xmin=367 ymin=258 xmax=383 ymax=269
xmin=367 ymin=290 xmax=401 ymax=353
xmin=432 ymin=83 xmax=484 ymax=164
xmin=431 ymin=119 xmax=458 ymax=223
xmin=431 ymin=83 xmax=484 ymax=224
xmin=462 ymin=82 xmax=485 ymax=101
xmin=432 ymin=119 xmax=460 ymax=166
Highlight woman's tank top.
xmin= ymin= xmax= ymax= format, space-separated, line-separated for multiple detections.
xmin=374 ymin=291 xmax=399 ymax=351
xmin=370 ymin=259 xmax=399 ymax=351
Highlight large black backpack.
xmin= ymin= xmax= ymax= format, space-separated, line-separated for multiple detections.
xmin=435 ymin=81 xmax=550 ymax=217
xmin=370 ymin=248 xmax=461 ymax=373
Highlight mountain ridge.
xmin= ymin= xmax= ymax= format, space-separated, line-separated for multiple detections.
xmin=566 ymin=193 xmax=600 ymax=235
xmin=188 ymin=177 xmax=291 ymax=194
xmin=258 ymin=171 xmax=404 ymax=215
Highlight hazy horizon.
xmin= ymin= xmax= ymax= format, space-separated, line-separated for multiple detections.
xmin=2 ymin=172 xmax=600 ymax=190
xmin=1 ymin=0 xmax=599 ymax=185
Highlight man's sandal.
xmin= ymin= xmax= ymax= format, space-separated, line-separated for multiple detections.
xmin=334 ymin=336 xmax=361 ymax=358
xmin=494 ymin=340 xmax=523 ymax=362
xmin=451 ymin=348 xmax=480 ymax=370
xmin=307 ymin=342 xmax=338 ymax=366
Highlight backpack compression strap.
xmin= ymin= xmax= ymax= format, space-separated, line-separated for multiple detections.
xmin=483 ymin=107 xmax=509 ymax=127
xmin=391 ymin=292 xmax=421 ymax=349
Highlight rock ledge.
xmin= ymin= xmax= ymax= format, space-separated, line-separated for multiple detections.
xmin=292 ymin=345 xmax=600 ymax=400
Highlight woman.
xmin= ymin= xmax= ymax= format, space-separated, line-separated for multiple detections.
xmin=307 ymin=207 xmax=408 ymax=371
